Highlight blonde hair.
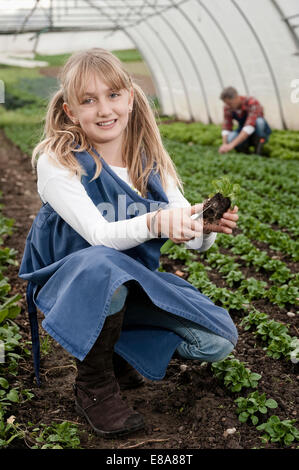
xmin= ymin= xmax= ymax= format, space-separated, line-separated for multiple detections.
xmin=32 ymin=47 xmax=183 ymax=197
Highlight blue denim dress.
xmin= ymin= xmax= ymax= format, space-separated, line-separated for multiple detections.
xmin=18 ymin=149 xmax=238 ymax=382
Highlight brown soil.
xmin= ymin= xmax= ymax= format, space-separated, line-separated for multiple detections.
xmin=203 ymin=193 xmax=231 ymax=224
xmin=0 ymin=128 xmax=298 ymax=450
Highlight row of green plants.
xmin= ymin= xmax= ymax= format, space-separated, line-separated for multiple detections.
xmin=240 ymin=310 xmax=299 ymax=363
xmin=172 ymin=141 xmax=299 ymax=190
xmin=0 ymin=65 xmax=47 ymax=155
xmin=158 ymin=162 xmax=298 ymax=446
xmin=184 ymin=171 xmax=299 ymax=245
xmin=236 ymin=190 xmax=299 ymax=238
xmin=217 ymin=233 xmax=293 ymax=285
xmin=226 ymin=173 xmax=299 ymax=211
xmin=204 ymin=187 xmax=298 ymax=259
xmin=201 ymin=246 xmax=298 ymax=308
xmin=36 ymin=49 xmax=143 ymax=66
xmin=159 ymin=121 xmax=299 ymax=160
xmin=183 ymin=169 xmax=299 ymax=216
xmin=163 ymin=140 xmax=299 ymax=257
xmin=160 ymin=242 xmax=299 ymax=446
xmin=219 ymin=169 xmax=299 ymax=209
xmin=0 ymin=192 xmax=30 ymax=447
xmin=161 ymin=143 xmax=298 ymax=447
xmin=0 ymin=192 xmax=82 ymax=449
xmin=211 ymin=356 xmax=298 ymax=446
xmin=160 ymin=242 xmax=298 ymax=363
xmin=239 ymin=216 xmax=298 ymax=260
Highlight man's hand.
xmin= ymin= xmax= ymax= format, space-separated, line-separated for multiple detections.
xmin=218 ymin=143 xmax=234 ymax=154
xmin=219 ymin=129 xmax=250 ymax=154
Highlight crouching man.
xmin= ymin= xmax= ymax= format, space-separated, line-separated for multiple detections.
xmin=218 ymin=86 xmax=272 ymax=155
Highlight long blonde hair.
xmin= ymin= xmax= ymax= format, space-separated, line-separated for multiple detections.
xmin=32 ymin=48 xmax=183 ymax=197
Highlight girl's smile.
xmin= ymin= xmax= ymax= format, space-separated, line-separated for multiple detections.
xmin=96 ymin=118 xmax=117 ymax=129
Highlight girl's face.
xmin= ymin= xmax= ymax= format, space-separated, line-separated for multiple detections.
xmin=63 ymin=74 xmax=133 ymax=150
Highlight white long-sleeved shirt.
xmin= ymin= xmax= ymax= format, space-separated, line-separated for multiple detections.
xmin=36 ymin=153 xmax=216 ymax=252
xmin=221 ymin=125 xmax=255 ymax=137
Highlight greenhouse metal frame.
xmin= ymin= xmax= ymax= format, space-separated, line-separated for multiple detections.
xmin=0 ymin=0 xmax=298 ymax=129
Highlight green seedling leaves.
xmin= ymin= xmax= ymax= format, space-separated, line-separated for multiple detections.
xmin=211 ymin=355 xmax=261 ymax=392
xmin=257 ymin=416 xmax=299 ymax=446
xmin=209 ymin=176 xmax=240 ymax=207
xmin=235 ymin=392 xmax=278 ymax=425
xmin=30 ymin=421 xmax=82 ymax=449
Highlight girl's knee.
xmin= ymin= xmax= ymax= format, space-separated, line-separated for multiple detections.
xmin=210 ymin=336 xmax=235 ymax=362
xmin=108 ymin=284 xmax=128 ymax=315
xmin=176 ymin=334 xmax=235 ymax=362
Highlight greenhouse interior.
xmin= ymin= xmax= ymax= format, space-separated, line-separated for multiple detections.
xmin=0 ymin=0 xmax=298 ymax=454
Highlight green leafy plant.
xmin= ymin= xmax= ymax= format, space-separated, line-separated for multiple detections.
xmin=160 ymin=239 xmax=175 ymax=254
xmin=235 ymin=391 xmax=278 ymax=425
xmin=265 ymin=334 xmax=297 ymax=360
xmin=0 ymin=294 xmax=21 ymax=324
xmin=0 ymin=378 xmax=19 ymax=406
xmin=0 ymin=321 xmax=23 ymax=373
xmin=239 ymin=277 xmax=268 ymax=301
xmin=209 ymin=176 xmax=240 ymax=207
xmin=0 ymin=212 xmax=15 ymax=245
xmin=255 ymin=319 xmax=289 ymax=342
xmin=224 ymin=269 xmax=245 ymax=287
xmin=162 ymin=242 xmax=196 ymax=263
xmin=40 ymin=334 xmax=53 ymax=357
xmin=211 ymin=355 xmax=261 ymax=392
xmin=0 ymin=247 xmax=18 ymax=271
xmin=254 ymin=318 xmax=295 ymax=359
xmin=241 ymin=310 xmax=269 ymax=331
xmin=257 ymin=415 xmax=299 ymax=446
xmin=265 ymin=284 xmax=299 ymax=308
xmin=241 ymin=313 xmax=298 ymax=361
xmin=30 ymin=421 xmax=82 ymax=449
xmin=0 ymin=377 xmax=34 ymax=407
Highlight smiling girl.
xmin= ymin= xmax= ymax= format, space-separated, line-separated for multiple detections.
xmin=19 ymin=48 xmax=239 ymax=438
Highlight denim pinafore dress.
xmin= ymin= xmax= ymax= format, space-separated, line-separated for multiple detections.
xmin=19 ymin=149 xmax=238 ymax=384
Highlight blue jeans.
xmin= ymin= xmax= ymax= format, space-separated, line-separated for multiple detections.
xmin=227 ymin=117 xmax=272 ymax=152
xmin=108 ymin=284 xmax=234 ymax=363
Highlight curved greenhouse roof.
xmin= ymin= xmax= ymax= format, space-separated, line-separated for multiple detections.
xmin=1 ymin=0 xmax=298 ymax=129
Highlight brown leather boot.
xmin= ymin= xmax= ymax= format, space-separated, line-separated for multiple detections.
xmin=113 ymin=352 xmax=145 ymax=390
xmin=74 ymin=308 xmax=144 ymax=438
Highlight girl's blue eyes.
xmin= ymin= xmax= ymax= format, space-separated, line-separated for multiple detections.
xmin=83 ymin=93 xmax=120 ymax=104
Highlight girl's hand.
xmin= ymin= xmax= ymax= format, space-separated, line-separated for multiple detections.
xmin=147 ymin=203 xmax=204 ymax=243
xmin=203 ymin=205 xmax=239 ymax=234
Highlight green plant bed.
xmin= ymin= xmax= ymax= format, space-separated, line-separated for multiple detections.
xmin=160 ymin=121 xmax=299 ymax=160
xmin=111 ymin=48 xmax=143 ymax=62
xmin=0 ymin=65 xmax=48 ymax=154
xmin=35 ymin=53 xmax=72 ymax=67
